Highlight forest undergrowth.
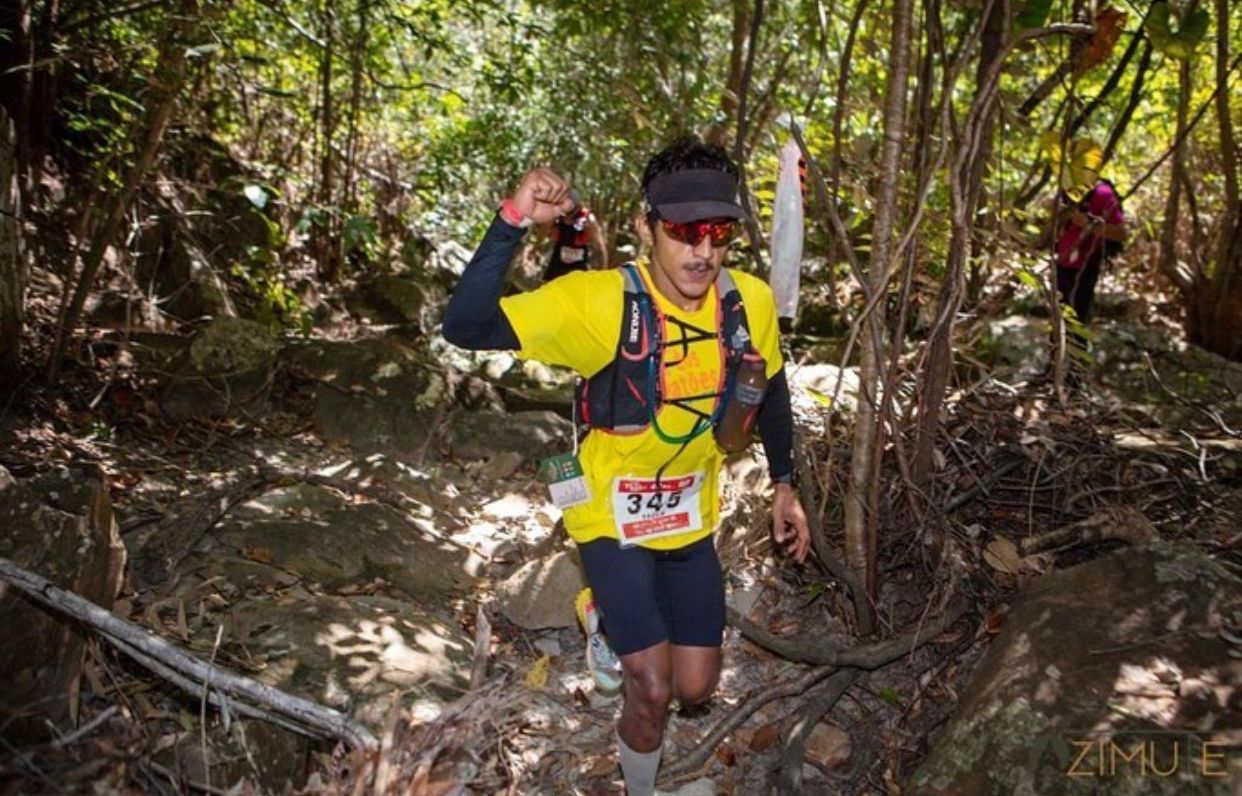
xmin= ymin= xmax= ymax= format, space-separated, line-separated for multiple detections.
xmin=1 ymin=248 xmax=1238 ymax=795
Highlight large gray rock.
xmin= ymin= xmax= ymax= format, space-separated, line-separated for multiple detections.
xmin=162 ymin=478 xmax=476 ymax=732
xmin=788 ymin=362 xmax=860 ymax=419
xmin=978 ymin=315 xmax=1047 ymax=375
xmin=161 ymin=317 xmax=280 ymax=419
xmin=207 ymin=483 xmax=469 ymax=599
xmin=909 ymin=543 xmax=1242 ymax=795
xmin=0 ymin=467 xmax=126 ymax=738
xmin=164 ymin=571 xmax=473 ymax=730
xmin=133 ymin=145 xmax=272 ymax=322
xmin=1095 ymin=322 xmax=1242 ymax=432
xmin=345 ymin=273 xmax=445 ymax=331
xmin=188 ymin=316 xmax=280 ymax=374
xmin=318 ymin=454 xmax=455 ymax=517
xmin=793 ymin=287 xmax=848 ymax=338
xmin=287 ymin=337 xmax=451 ymax=459
xmin=132 ymin=220 xmax=237 ymax=321
xmin=496 ymin=550 xmax=587 ymax=630
xmin=449 ymin=409 xmax=572 ymax=463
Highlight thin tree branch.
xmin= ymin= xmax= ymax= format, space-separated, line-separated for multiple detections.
xmin=1100 ymin=40 xmax=1153 ymax=168
xmin=1124 ymin=51 xmax=1242 ymax=201
xmin=62 ymin=0 xmax=173 ymax=32
xmin=773 ymin=670 xmax=861 ymax=792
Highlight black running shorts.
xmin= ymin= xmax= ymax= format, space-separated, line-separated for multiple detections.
xmin=576 ymin=535 xmax=726 ymax=656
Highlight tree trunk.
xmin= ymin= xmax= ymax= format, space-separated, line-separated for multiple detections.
xmin=732 ymin=0 xmax=768 ymax=274
xmin=1100 ymin=40 xmax=1152 ymax=169
xmin=1158 ymin=58 xmax=1192 ymax=295
xmin=0 ymin=104 xmax=22 ymax=381
xmin=704 ymin=0 xmax=748 ymax=148
xmin=27 ymin=0 xmax=58 ymax=193
xmin=46 ymin=0 xmax=201 ymax=381
xmin=844 ymin=0 xmax=914 ymax=594
xmin=913 ymin=0 xmax=1009 ymax=487
xmin=963 ymin=0 xmax=1006 ymax=301
xmin=315 ymin=0 xmax=341 ymax=281
xmin=341 ymin=0 xmax=369 ymax=220
xmin=743 ymin=49 xmax=792 ymax=157
xmin=1212 ymin=0 xmax=1237 ymax=214
xmin=826 ymin=0 xmax=869 ymax=270
xmin=1066 ymin=16 xmax=1146 ymax=141
xmin=0 ymin=0 xmax=61 ymax=195
xmin=1186 ymin=0 xmax=1242 ymax=361
xmin=0 ymin=1 xmax=30 ymax=186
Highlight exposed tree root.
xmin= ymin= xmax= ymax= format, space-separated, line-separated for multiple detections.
xmin=659 ymin=601 xmax=968 ymax=785
xmin=324 ymin=675 xmax=534 ymax=795
xmin=771 ymin=670 xmax=862 ymax=794
xmin=726 ymin=599 xmax=966 ymax=667
xmin=1018 ymin=505 xmax=1158 ymax=555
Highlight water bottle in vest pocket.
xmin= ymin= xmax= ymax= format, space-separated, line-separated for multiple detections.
xmin=714 ymin=353 xmax=767 ymax=453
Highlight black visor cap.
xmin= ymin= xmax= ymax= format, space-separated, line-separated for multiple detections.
xmin=645 ymin=169 xmax=744 ymax=223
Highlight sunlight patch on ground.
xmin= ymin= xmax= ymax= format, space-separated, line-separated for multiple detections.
xmin=315 ymin=616 xmax=467 ymax=691
xmin=1101 ymin=657 xmax=1185 ymax=729
xmin=715 ymin=652 xmax=752 ymax=697
xmin=482 ymin=493 xmax=537 ymax=519
xmin=408 ymin=698 xmax=443 ymax=723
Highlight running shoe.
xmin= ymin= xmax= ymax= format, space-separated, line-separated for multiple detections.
xmin=575 ymin=587 xmax=623 ymax=695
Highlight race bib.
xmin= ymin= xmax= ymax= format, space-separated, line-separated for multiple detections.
xmin=611 ymin=473 xmax=704 ymax=546
xmin=560 ymin=246 xmax=586 ymax=263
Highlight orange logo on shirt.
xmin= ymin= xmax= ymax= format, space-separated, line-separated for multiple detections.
xmin=662 ymin=338 xmax=721 ymax=408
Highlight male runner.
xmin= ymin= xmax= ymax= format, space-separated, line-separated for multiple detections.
xmin=444 ymin=137 xmax=810 ymax=795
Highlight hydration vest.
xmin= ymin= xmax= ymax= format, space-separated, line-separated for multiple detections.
xmin=576 ymin=263 xmax=754 ymax=440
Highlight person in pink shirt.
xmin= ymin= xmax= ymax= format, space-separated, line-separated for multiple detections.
xmin=1054 ymin=178 xmax=1127 ymax=335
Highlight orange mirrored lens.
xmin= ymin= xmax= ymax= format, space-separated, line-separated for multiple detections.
xmin=660 ymin=219 xmax=739 ymax=247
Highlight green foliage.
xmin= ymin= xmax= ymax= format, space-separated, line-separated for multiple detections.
xmin=34 ymin=0 xmax=1238 ymax=345
xmin=1039 ymin=134 xmax=1103 ymax=195
xmin=1061 ymin=306 xmax=1097 ymax=364
xmin=1016 ymin=268 xmax=1041 ymax=292
xmin=1013 ymin=0 xmax=1053 ymax=31
xmin=343 ymin=214 xmax=377 ymax=259
xmin=877 ymin=688 xmax=903 ymax=705
xmin=231 ymin=258 xmax=312 ymax=336
xmin=226 ymin=181 xmax=311 ymax=334
xmin=243 ymin=184 xmax=269 ymax=210
xmin=1145 ymin=2 xmax=1211 ymax=60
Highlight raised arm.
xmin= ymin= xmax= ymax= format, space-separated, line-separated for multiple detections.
xmin=442 ymin=168 xmax=577 ymax=350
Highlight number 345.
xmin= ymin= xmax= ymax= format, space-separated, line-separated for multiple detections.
xmin=626 ymin=491 xmax=681 ymax=515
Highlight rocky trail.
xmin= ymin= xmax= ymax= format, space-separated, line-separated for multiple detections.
xmin=2 ymin=267 xmax=1241 ymax=794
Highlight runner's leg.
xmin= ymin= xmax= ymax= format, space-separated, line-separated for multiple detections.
xmin=655 ymin=537 xmax=726 ymax=706
xmin=670 ymin=645 xmax=721 ymax=705
xmin=618 ymin=642 xmax=674 ymax=751
xmin=1074 ymin=250 xmax=1103 ymax=324
xmin=577 ymin=539 xmax=672 ymax=753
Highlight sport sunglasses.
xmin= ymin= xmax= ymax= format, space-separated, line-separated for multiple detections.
xmin=659 ymin=218 xmax=740 ymax=247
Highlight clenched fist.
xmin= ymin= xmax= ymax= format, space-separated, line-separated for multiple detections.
xmin=511 ymin=167 xmax=578 ymax=226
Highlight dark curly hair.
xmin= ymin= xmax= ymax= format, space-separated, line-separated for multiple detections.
xmin=641 ymin=136 xmax=739 ymax=201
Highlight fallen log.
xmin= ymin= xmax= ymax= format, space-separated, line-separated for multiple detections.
xmin=0 ymin=557 xmax=378 ymax=751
